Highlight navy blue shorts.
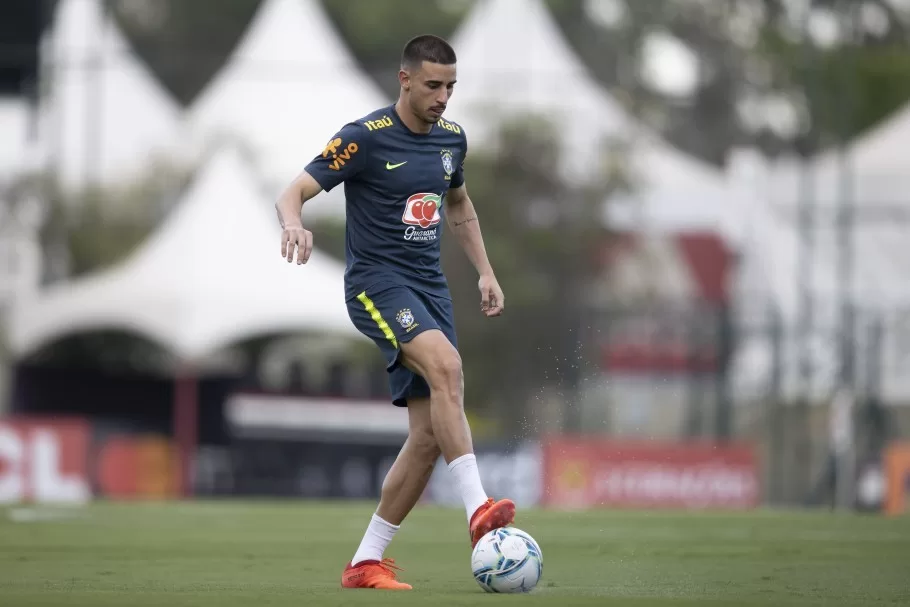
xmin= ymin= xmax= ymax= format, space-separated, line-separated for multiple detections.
xmin=347 ymin=284 xmax=457 ymax=407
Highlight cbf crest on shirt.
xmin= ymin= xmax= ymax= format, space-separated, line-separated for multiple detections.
xmin=304 ymin=104 xmax=468 ymax=301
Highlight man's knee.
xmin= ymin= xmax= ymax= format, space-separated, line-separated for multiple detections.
xmin=401 ymin=329 xmax=462 ymax=389
xmin=427 ymin=350 xmax=463 ymax=390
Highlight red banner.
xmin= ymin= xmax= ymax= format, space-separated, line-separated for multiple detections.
xmin=95 ymin=435 xmax=180 ymax=500
xmin=543 ymin=437 xmax=760 ymax=510
xmin=884 ymin=442 xmax=910 ymax=516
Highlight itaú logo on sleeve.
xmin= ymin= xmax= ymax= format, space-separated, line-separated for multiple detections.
xmin=402 ymin=193 xmax=442 ymax=241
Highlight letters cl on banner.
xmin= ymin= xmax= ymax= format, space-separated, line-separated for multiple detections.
xmin=0 ymin=418 xmax=92 ymax=504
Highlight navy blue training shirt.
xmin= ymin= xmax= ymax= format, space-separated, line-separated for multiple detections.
xmin=304 ymin=104 xmax=467 ymax=301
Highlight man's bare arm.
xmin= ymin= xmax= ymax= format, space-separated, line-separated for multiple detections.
xmin=445 ymin=184 xmax=493 ymax=277
xmin=276 ymin=170 xmax=323 ymax=264
xmin=275 ymin=169 xmax=323 ymax=229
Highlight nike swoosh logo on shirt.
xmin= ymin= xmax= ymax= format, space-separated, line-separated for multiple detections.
xmin=386 ymin=161 xmax=407 ymax=170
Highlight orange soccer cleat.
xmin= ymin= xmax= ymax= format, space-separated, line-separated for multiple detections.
xmin=341 ymin=558 xmax=413 ymax=590
xmin=469 ymin=497 xmax=516 ymax=547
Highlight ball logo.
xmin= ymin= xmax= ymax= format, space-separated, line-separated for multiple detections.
xmin=402 ymin=193 xmax=442 ymax=229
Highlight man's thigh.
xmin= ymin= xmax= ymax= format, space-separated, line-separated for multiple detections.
xmin=347 ymin=285 xmax=443 ymax=371
xmin=348 ymin=285 xmax=457 ymax=407
xmin=396 ymin=293 xmax=460 ymax=379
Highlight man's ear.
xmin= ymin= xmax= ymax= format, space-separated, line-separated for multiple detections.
xmin=398 ymin=68 xmax=410 ymax=91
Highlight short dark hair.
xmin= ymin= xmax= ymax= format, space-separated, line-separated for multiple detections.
xmin=401 ymin=35 xmax=457 ymax=70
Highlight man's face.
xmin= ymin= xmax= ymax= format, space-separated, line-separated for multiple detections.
xmin=403 ymin=60 xmax=457 ymax=124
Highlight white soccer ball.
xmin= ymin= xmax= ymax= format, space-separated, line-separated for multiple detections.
xmin=471 ymin=527 xmax=543 ymax=593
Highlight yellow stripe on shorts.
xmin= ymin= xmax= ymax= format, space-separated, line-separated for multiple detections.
xmin=357 ymin=291 xmax=398 ymax=349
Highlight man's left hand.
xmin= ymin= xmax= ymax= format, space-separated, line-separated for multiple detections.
xmin=479 ymin=273 xmax=504 ymax=317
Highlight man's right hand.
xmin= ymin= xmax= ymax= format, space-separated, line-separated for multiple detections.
xmin=281 ymin=225 xmax=313 ymax=265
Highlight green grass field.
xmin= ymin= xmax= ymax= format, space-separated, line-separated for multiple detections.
xmin=1 ymin=501 xmax=908 ymax=606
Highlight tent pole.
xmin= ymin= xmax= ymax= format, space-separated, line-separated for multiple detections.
xmin=174 ymin=363 xmax=198 ymax=498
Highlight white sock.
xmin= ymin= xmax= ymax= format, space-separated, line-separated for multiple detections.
xmin=351 ymin=513 xmax=399 ymax=566
xmin=448 ymin=453 xmax=489 ymax=522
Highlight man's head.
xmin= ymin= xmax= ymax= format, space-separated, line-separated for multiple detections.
xmin=399 ymin=35 xmax=457 ymax=125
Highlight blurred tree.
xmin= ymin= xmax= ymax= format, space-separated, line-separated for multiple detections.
xmin=25 ymin=159 xmax=194 ymax=280
xmin=546 ymin=0 xmax=910 ymax=162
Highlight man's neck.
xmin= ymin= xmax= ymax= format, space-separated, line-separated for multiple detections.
xmin=395 ymin=98 xmax=433 ymax=134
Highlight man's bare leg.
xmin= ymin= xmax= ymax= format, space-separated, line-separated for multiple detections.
xmin=375 ymin=398 xmax=440 ymax=525
xmin=399 ymin=331 xmax=472 ymax=463
xmin=399 ymin=329 xmax=515 ymax=545
xmin=343 ymin=398 xmax=440 ymax=590
xmin=349 ymin=399 xmax=438 ymax=560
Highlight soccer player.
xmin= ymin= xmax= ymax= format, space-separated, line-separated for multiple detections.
xmin=274 ymin=35 xmax=516 ymax=590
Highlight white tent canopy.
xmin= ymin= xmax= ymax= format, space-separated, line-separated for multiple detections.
xmin=851 ymin=104 xmax=910 ymax=177
xmin=815 ymin=99 xmax=910 ymax=195
xmin=9 ymin=146 xmax=361 ymax=361
xmin=186 ymin=0 xmax=388 ymax=219
xmin=723 ymin=86 xmax=910 ymax=314
xmin=447 ymin=0 xmax=747 ymax=246
xmin=41 ymin=0 xmax=184 ymax=192
xmin=730 ymin=112 xmax=910 ymax=320
xmin=764 ymin=102 xmax=910 ymax=314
